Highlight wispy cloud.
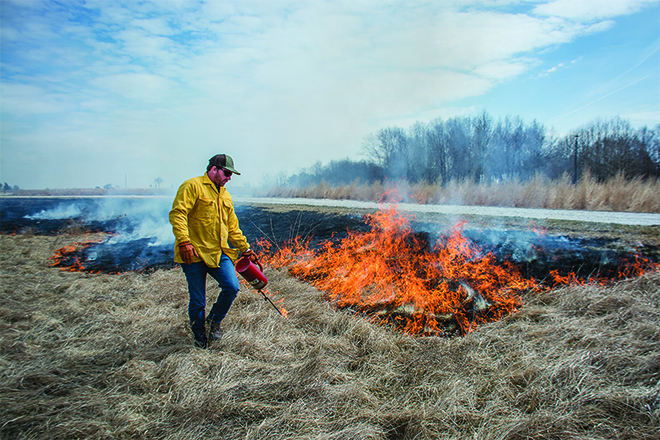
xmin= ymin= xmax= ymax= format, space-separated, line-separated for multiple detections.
xmin=533 ymin=0 xmax=658 ymax=20
xmin=1 ymin=0 xmax=658 ymax=188
xmin=548 ymin=74 xmax=654 ymax=125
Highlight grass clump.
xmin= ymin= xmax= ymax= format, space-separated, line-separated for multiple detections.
xmin=1 ymin=233 xmax=659 ymax=439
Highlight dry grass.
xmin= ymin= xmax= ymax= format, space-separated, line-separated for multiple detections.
xmin=1 ymin=233 xmax=659 ymax=439
xmin=264 ymin=180 xmax=388 ymax=203
xmin=262 ymin=174 xmax=660 ymax=213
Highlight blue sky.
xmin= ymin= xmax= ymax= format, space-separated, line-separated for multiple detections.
xmin=1 ymin=0 xmax=659 ymax=190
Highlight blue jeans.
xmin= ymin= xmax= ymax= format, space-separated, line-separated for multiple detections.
xmin=181 ymin=254 xmax=240 ymax=340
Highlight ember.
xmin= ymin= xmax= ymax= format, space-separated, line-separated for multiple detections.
xmin=259 ymin=202 xmax=660 ymax=336
xmin=50 ymin=239 xmax=103 ymax=272
xmin=50 ymin=236 xmax=176 ymax=274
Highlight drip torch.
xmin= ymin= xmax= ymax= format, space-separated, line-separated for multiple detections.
xmin=235 ymin=256 xmax=285 ymax=317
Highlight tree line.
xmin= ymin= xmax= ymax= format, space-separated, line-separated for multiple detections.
xmin=3 ymin=183 xmax=20 ymax=192
xmin=287 ymin=114 xmax=660 ymax=187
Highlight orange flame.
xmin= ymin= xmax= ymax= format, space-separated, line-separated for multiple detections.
xmin=276 ymin=298 xmax=289 ymax=319
xmin=50 ymin=238 xmax=103 ymax=272
xmin=262 ymin=203 xmax=539 ymax=335
xmin=260 ymin=199 xmax=659 ymax=336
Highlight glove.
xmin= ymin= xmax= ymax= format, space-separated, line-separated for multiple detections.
xmin=178 ymin=241 xmax=198 ymax=264
xmin=242 ymin=248 xmax=258 ymax=263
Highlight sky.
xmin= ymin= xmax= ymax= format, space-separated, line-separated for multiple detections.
xmin=1 ymin=0 xmax=659 ymax=190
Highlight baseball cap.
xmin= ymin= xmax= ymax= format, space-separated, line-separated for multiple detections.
xmin=208 ymin=154 xmax=241 ymax=175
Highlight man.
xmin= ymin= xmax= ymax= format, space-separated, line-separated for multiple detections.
xmin=169 ymin=154 xmax=257 ymax=348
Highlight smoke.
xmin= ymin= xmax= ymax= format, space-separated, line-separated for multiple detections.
xmin=19 ymin=197 xmax=176 ymax=272
xmin=461 ymin=227 xmax=577 ymax=263
xmin=408 ymin=216 xmax=656 ymax=284
xmin=25 ymin=204 xmax=84 ymax=220
xmin=25 ymin=197 xmax=175 ymax=245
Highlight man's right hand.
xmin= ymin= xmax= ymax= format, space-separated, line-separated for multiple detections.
xmin=178 ymin=241 xmax=198 ymax=264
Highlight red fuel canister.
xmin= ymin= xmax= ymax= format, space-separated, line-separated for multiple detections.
xmin=235 ymin=256 xmax=268 ymax=290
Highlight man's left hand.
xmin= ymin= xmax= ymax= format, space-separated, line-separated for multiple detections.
xmin=242 ymin=249 xmax=258 ymax=263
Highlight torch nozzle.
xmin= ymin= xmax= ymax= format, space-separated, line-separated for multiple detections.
xmin=258 ymin=289 xmax=286 ymax=318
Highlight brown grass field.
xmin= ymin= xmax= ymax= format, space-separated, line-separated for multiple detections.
xmin=263 ymin=174 xmax=660 ymax=213
xmin=1 ymin=221 xmax=660 ymax=439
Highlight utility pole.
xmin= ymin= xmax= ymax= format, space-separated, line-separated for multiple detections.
xmin=573 ymin=134 xmax=579 ymax=184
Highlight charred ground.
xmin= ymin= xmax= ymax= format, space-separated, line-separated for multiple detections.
xmin=2 ymin=197 xmax=659 ymax=283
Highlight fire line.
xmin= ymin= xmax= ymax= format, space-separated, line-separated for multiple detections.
xmin=258 ymin=203 xmax=659 ymax=336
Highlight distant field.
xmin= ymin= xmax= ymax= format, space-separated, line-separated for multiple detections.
xmin=1 ymin=187 xmax=174 ymax=197
xmin=262 ymin=174 xmax=660 ymax=213
xmin=5 ymin=173 xmax=660 ymax=213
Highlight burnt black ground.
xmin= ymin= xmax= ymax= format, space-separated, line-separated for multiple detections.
xmin=1 ymin=197 xmax=657 ymax=281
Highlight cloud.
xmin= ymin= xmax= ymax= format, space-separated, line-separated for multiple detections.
xmin=474 ymin=59 xmax=535 ymax=81
xmin=548 ymin=74 xmax=655 ymax=125
xmin=89 ymin=72 xmax=179 ymax=101
xmin=0 ymin=83 xmax=72 ymax=116
xmin=1 ymin=0 xmax=658 ymax=189
xmin=539 ymin=61 xmax=567 ymax=76
xmin=533 ymin=0 xmax=659 ymax=20
xmin=626 ymin=108 xmax=660 ymax=127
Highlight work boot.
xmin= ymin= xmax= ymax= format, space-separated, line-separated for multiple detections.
xmin=194 ymin=337 xmax=208 ymax=349
xmin=191 ymin=318 xmax=208 ymax=349
xmin=208 ymin=319 xmax=223 ymax=342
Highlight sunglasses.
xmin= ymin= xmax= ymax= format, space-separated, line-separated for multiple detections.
xmin=221 ymin=167 xmax=233 ymax=177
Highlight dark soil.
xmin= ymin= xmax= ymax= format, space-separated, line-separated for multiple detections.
xmin=2 ymin=198 xmax=658 ymax=279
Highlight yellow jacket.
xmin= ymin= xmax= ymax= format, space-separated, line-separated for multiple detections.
xmin=169 ymin=172 xmax=250 ymax=267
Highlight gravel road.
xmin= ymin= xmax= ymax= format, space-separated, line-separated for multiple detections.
xmin=235 ymin=197 xmax=660 ymax=226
